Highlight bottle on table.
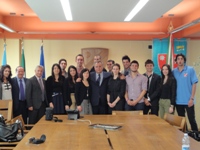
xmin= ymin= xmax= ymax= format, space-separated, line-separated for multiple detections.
xmin=182 ymin=133 xmax=190 ymax=150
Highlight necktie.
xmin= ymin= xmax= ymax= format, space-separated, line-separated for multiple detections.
xmin=96 ymin=74 xmax=101 ymax=86
xmin=39 ymin=78 xmax=44 ymax=101
xmin=147 ymin=74 xmax=152 ymax=92
xmin=19 ymin=79 xmax=25 ymax=100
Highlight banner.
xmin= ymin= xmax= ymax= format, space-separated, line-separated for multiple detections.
xmin=153 ymin=38 xmax=187 ymax=75
xmin=173 ymin=38 xmax=187 ymax=68
xmin=152 ymin=38 xmax=169 ymax=75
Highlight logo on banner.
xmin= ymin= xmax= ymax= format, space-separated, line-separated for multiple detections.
xmin=176 ymin=45 xmax=185 ymax=51
xmin=157 ymin=54 xmax=167 ymax=70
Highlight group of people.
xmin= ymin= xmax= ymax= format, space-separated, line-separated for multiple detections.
xmin=0 ymin=53 xmax=198 ymax=132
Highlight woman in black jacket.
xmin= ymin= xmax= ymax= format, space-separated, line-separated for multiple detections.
xmin=46 ymin=64 xmax=69 ymax=114
xmin=75 ymin=68 xmax=92 ymax=114
xmin=65 ymin=65 xmax=78 ymax=109
xmin=159 ymin=64 xmax=176 ymax=119
xmin=107 ymin=63 xmax=126 ymax=114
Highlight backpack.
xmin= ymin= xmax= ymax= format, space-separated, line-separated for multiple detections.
xmin=0 ymin=115 xmax=24 ymax=142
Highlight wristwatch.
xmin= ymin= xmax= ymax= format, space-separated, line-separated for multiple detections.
xmin=191 ymin=98 xmax=194 ymax=100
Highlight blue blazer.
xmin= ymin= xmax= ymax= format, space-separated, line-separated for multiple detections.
xmin=11 ymin=77 xmax=27 ymax=112
xmin=90 ymin=72 xmax=111 ymax=106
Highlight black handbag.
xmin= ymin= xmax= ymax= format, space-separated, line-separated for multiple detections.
xmin=0 ymin=115 xmax=24 ymax=142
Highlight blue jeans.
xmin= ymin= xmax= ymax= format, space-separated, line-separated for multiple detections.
xmin=125 ymin=102 xmax=144 ymax=111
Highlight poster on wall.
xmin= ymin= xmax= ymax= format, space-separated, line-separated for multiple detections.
xmin=81 ymin=48 xmax=108 ymax=69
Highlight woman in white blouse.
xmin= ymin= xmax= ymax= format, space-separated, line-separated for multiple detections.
xmin=0 ymin=65 xmax=12 ymax=100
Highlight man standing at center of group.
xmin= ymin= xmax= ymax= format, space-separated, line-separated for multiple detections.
xmin=75 ymin=54 xmax=85 ymax=77
xmin=125 ymin=60 xmax=147 ymax=111
xmin=59 ymin=58 xmax=68 ymax=78
xmin=143 ymin=59 xmax=161 ymax=116
xmin=90 ymin=61 xmax=111 ymax=114
xmin=26 ymin=65 xmax=48 ymax=124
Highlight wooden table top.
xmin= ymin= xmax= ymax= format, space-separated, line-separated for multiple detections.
xmin=14 ymin=115 xmax=200 ymax=150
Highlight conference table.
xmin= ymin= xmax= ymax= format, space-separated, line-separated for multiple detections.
xmin=13 ymin=115 xmax=200 ymax=150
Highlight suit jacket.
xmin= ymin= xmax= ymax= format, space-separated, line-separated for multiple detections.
xmin=90 ymin=72 xmax=111 ymax=106
xmin=144 ymin=73 xmax=161 ymax=106
xmin=26 ymin=76 xmax=48 ymax=109
xmin=11 ymin=77 xmax=27 ymax=112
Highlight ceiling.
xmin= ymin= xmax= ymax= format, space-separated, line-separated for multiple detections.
xmin=0 ymin=0 xmax=200 ymax=40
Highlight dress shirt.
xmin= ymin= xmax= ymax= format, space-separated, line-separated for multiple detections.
xmin=126 ymin=73 xmax=147 ymax=103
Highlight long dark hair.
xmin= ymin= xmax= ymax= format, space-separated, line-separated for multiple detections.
xmin=51 ymin=63 xmax=63 ymax=82
xmin=161 ymin=64 xmax=174 ymax=85
xmin=80 ymin=68 xmax=90 ymax=81
xmin=0 ymin=65 xmax=12 ymax=82
xmin=67 ymin=65 xmax=78 ymax=87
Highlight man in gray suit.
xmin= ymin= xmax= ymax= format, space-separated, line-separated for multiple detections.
xmin=26 ymin=65 xmax=48 ymax=124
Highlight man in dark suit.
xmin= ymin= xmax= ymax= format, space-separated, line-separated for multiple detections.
xmin=90 ymin=61 xmax=111 ymax=114
xmin=143 ymin=59 xmax=161 ymax=116
xmin=12 ymin=66 xmax=28 ymax=123
xmin=26 ymin=65 xmax=48 ymax=124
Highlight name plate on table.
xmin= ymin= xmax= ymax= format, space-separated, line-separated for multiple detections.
xmin=89 ymin=124 xmax=122 ymax=130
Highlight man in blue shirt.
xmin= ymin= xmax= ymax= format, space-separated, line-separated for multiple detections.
xmin=173 ymin=54 xmax=198 ymax=131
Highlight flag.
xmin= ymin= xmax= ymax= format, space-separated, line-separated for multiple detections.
xmin=152 ymin=38 xmax=169 ymax=75
xmin=40 ymin=45 xmax=45 ymax=78
xmin=20 ymin=45 xmax=26 ymax=76
xmin=2 ymin=43 xmax=7 ymax=65
xmin=173 ymin=38 xmax=187 ymax=68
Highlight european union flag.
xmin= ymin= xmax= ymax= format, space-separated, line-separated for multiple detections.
xmin=40 ymin=45 xmax=45 ymax=79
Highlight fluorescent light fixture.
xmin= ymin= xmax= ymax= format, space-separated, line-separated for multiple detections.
xmin=124 ymin=0 xmax=149 ymax=21
xmin=60 ymin=0 xmax=72 ymax=21
xmin=0 ymin=23 xmax=15 ymax=33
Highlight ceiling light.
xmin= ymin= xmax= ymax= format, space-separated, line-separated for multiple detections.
xmin=0 ymin=23 xmax=15 ymax=33
xmin=60 ymin=0 xmax=72 ymax=21
xmin=124 ymin=0 xmax=149 ymax=21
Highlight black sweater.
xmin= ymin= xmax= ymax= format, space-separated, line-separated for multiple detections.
xmin=75 ymin=81 xmax=90 ymax=106
xmin=160 ymin=77 xmax=177 ymax=105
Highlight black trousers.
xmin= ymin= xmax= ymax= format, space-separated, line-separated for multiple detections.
xmin=28 ymin=102 xmax=46 ymax=124
xmin=13 ymin=101 xmax=28 ymax=124
xmin=176 ymin=105 xmax=198 ymax=131
xmin=143 ymin=105 xmax=159 ymax=116
xmin=92 ymin=98 xmax=108 ymax=114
